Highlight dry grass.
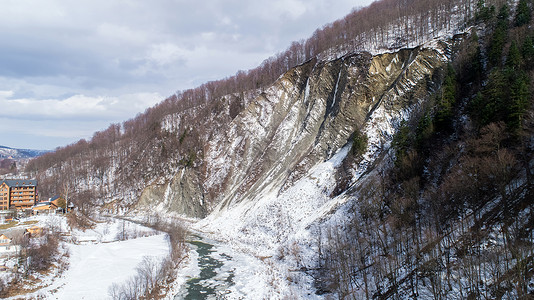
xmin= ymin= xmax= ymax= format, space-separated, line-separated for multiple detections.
xmin=3 ymin=276 xmax=44 ymax=298
xmin=0 ymin=221 xmax=18 ymax=230
xmin=258 ymin=256 xmax=273 ymax=262
xmin=21 ymin=220 xmax=39 ymax=226
xmin=0 ymin=220 xmax=39 ymax=231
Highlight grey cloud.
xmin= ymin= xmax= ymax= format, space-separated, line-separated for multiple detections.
xmin=0 ymin=0 xmax=374 ymax=149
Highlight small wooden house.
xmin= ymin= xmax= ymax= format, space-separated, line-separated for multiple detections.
xmin=26 ymin=225 xmax=43 ymax=236
xmin=0 ymin=234 xmax=11 ymax=246
xmin=0 ymin=233 xmax=20 ymax=255
xmin=32 ymin=201 xmax=58 ymax=215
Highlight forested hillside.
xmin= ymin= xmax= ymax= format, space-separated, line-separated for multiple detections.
xmin=317 ymin=1 xmax=534 ymax=298
xmin=26 ymin=0 xmax=509 ymax=211
xmin=23 ymin=0 xmax=534 ymax=298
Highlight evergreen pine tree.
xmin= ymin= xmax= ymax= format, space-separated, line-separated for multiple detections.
xmin=521 ymin=36 xmax=534 ymax=68
xmin=507 ymin=72 xmax=530 ymax=131
xmin=351 ymin=129 xmax=368 ymax=157
xmin=480 ymin=69 xmax=508 ymax=125
xmin=506 ymin=41 xmax=521 ymax=69
xmin=497 ymin=3 xmax=510 ymax=21
xmin=415 ymin=113 xmax=434 ymax=151
xmin=467 ymin=32 xmax=484 ymax=84
xmin=476 ymin=0 xmax=495 ymax=22
xmin=393 ymin=121 xmax=412 ymax=163
xmin=489 ymin=26 xmax=507 ymax=66
xmin=472 ymin=45 xmax=484 ymax=81
xmin=471 ymin=91 xmax=485 ymax=123
xmin=489 ymin=5 xmax=511 ymax=66
xmin=515 ymin=0 xmax=532 ymax=27
xmin=435 ymin=64 xmax=457 ymax=131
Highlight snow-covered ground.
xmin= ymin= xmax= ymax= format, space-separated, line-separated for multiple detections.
xmin=2 ymin=215 xmax=171 ymax=300
xmin=187 ymin=52 xmax=431 ymax=297
xmin=53 ymin=234 xmax=169 ymax=300
xmin=187 ymin=146 xmax=352 ymax=299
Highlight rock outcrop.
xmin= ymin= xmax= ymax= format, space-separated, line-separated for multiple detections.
xmin=137 ymin=43 xmax=451 ymax=218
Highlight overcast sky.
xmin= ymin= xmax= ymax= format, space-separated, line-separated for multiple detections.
xmin=0 ymin=0 xmax=374 ymax=150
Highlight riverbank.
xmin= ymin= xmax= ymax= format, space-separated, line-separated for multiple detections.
xmin=2 ymin=215 xmax=171 ymax=300
xmin=172 ymin=232 xmax=288 ymax=299
xmin=174 ymin=235 xmax=235 ymax=299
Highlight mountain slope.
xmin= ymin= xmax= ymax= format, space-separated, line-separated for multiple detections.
xmin=0 ymin=145 xmax=47 ymax=160
xmin=24 ymin=0 xmax=534 ymax=298
xmin=25 ymin=0 xmax=481 ymax=205
xmin=135 ymin=45 xmax=451 ymax=219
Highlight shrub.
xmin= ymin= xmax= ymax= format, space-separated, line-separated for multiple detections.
xmin=351 ymin=129 xmax=368 ymax=157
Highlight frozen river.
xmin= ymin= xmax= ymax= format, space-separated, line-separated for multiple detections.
xmin=175 ymin=235 xmax=236 ymax=299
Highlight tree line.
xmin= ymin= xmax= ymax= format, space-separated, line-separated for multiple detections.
xmin=26 ymin=0 xmax=513 ymax=209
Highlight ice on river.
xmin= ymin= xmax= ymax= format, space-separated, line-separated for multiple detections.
xmin=175 ymin=235 xmax=274 ymax=300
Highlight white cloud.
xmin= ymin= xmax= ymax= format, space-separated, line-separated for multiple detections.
xmin=148 ymin=43 xmax=185 ymax=66
xmin=0 ymin=0 xmax=375 ymax=149
xmin=272 ymin=0 xmax=307 ymax=19
xmin=0 ymin=0 xmax=65 ymax=27
xmin=96 ymin=23 xmax=149 ymax=47
xmin=219 ymin=16 xmax=234 ymax=27
xmin=0 ymin=90 xmax=14 ymax=98
xmin=0 ymin=92 xmax=161 ymax=120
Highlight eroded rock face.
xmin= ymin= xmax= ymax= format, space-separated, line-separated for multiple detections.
xmin=137 ymin=45 xmax=449 ymax=218
xmin=138 ymin=168 xmax=207 ymax=217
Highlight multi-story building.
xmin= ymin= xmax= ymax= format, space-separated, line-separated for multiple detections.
xmin=0 ymin=179 xmax=38 ymax=210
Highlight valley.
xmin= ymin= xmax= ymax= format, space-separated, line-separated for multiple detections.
xmin=1 ymin=0 xmax=534 ymax=298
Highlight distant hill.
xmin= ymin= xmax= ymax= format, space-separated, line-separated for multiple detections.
xmin=0 ymin=145 xmax=48 ymax=160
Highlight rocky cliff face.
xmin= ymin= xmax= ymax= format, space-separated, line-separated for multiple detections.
xmin=136 ymin=41 xmax=451 ymax=219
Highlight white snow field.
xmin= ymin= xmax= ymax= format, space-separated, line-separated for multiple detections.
xmin=54 ymin=234 xmax=169 ymax=300
xmin=4 ymin=216 xmax=171 ymax=300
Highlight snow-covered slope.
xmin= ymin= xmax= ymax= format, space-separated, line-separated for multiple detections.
xmin=0 ymin=145 xmax=48 ymax=160
xmin=137 ymin=41 xmax=452 ymax=222
xmin=191 ymin=42 xmax=450 ymax=296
